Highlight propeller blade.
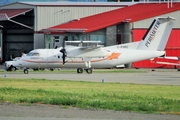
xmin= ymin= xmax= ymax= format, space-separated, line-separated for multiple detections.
xmin=60 ymin=39 xmax=66 ymax=65
xmin=60 ymin=48 xmax=66 ymax=64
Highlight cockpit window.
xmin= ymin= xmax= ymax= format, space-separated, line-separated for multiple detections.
xmin=27 ymin=52 xmax=40 ymax=56
xmin=32 ymin=53 xmax=40 ymax=56
xmin=27 ymin=52 xmax=33 ymax=56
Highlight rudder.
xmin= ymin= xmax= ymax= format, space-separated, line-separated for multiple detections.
xmin=137 ymin=16 xmax=175 ymax=51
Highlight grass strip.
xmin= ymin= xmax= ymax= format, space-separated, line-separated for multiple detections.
xmin=0 ymin=78 xmax=179 ymax=114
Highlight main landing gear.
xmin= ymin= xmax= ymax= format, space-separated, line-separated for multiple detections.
xmin=77 ymin=68 xmax=92 ymax=74
xmin=23 ymin=68 xmax=37 ymax=74
xmin=77 ymin=60 xmax=93 ymax=74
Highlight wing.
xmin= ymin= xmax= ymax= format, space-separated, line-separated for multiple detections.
xmin=151 ymin=56 xmax=180 ymax=66
xmin=155 ymin=61 xmax=180 ymax=66
xmin=64 ymin=46 xmax=112 ymax=69
xmin=66 ymin=46 xmax=111 ymax=59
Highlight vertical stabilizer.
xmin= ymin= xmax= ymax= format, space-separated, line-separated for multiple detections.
xmin=137 ymin=16 xmax=175 ymax=50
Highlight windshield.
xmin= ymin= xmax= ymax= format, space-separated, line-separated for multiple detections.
xmin=13 ymin=57 xmax=20 ymax=61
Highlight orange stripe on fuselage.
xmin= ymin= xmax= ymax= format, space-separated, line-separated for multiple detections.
xmin=22 ymin=52 xmax=121 ymax=63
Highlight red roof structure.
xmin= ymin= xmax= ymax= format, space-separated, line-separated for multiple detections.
xmin=44 ymin=3 xmax=180 ymax=33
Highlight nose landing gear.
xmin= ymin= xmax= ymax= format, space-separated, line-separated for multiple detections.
xmin=24 ymin=69 xmax=28 ymax=74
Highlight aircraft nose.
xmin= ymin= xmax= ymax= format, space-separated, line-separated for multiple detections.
xmin=13 ymin=59 xmax=23 ymax=67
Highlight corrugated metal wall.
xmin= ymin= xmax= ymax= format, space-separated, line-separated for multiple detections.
xmin=35 ymin=6 xmax=121 ymax=31
xmin=34 ymin=33 xmax=45 ymax=49
xmin=133 ymin=29 xmax=180 ymax=68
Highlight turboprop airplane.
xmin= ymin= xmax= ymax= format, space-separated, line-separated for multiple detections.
xmin=13 ymin=16 xmax=175 ymax=74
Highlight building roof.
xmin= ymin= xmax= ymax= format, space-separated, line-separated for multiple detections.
xmin=44 ymin=2 xmax=180 ymax=33
xmin=3 ymin=2 xmax=133 ymax=7
xmin=0 ymin=9 xmax=32 ymax=20
xmin=0 ymin=9 xmax=33 ymax=29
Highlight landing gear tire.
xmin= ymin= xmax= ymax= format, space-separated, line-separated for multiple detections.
xmin=50 ymin=68 xmax=54 ymax=71
xmin=33 ymin=68 xmax=39 ymax=71
xmin=11 ymin=67 xmax=16 ymax=71
xmin=10 ymin=66 xmax=16 ymax=71
xmin=24 ymin=69 xmax=28 ymax=74
xmin=85 ymin=68 xmax=92 ymax=74
xmin=77 ymin=68 xmax=83 ymax=73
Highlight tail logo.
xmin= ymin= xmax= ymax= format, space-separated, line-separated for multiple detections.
xmin=145 ymin=20 xmax=161 ymax=47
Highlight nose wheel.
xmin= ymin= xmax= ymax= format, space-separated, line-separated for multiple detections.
xmin=24 ymin=69 xmax=28 ymax=74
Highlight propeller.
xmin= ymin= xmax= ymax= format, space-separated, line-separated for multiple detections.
xmin=60 ymin=39 xmax=67 ymax=65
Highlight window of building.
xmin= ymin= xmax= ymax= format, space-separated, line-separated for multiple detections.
xmin=90 ymin=35 xmax=105 ymax=43
xmin=67 ymin=34 xmax=87 ymax=41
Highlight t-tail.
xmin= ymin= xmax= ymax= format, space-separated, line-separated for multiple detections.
xmin=137 ymin=16 xmax=175 ymax=51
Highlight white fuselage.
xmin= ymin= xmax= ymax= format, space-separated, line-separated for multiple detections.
xmin=12 ymin=16 xmax=174 ymax=70
xmin=13 ymin=45 xmax=165 ymax=69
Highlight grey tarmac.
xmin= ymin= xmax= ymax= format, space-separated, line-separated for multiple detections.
xmin=0 ymin=102 xmax=180 ymax=120
xmin=0 ymin=68 xmax=180 ymax=120
xmin=1 ymin=69 xmax=180 ymax=85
